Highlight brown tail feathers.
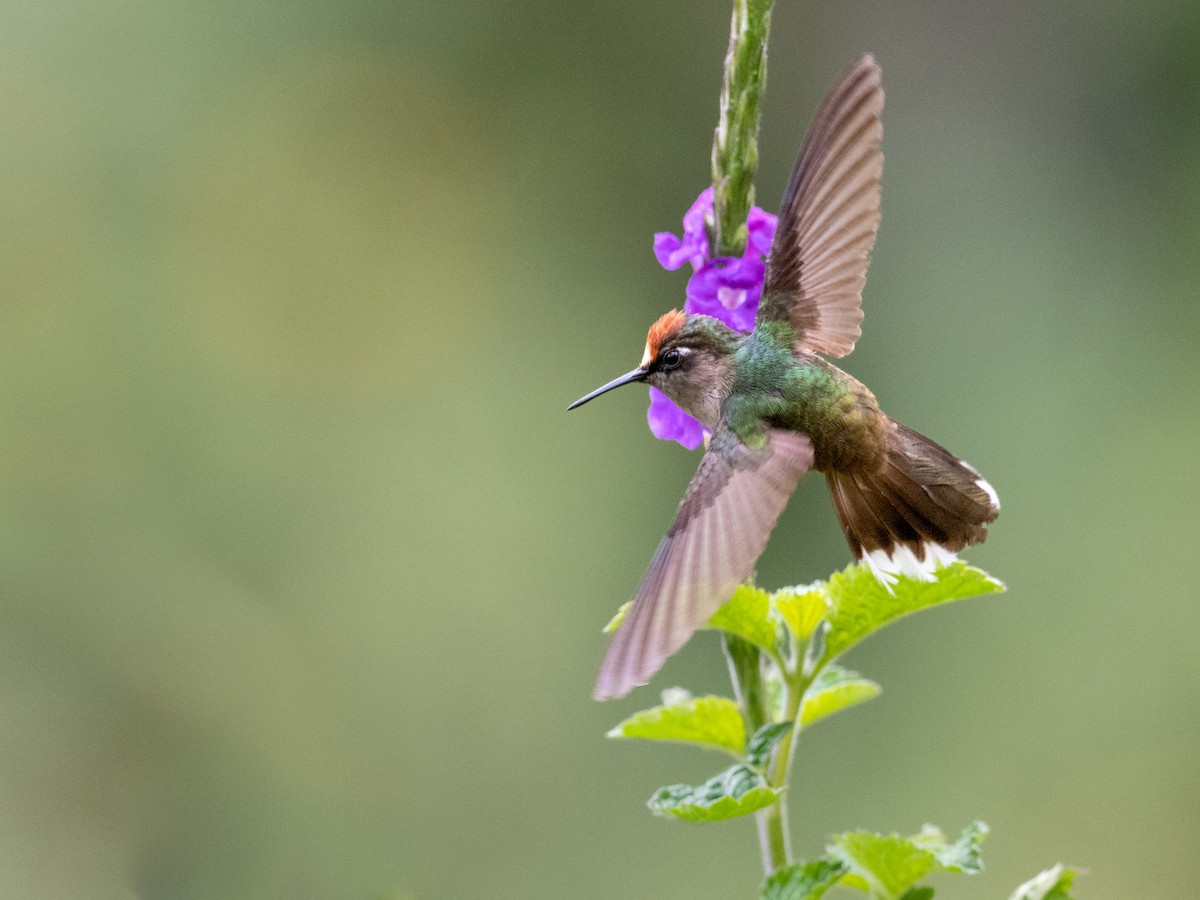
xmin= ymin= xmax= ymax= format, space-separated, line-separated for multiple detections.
xmin=826 ymin=419 xmax=999 ymax=579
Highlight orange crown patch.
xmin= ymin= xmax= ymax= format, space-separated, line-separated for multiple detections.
xmin=642 ymin=309 xmax=687 ymax=367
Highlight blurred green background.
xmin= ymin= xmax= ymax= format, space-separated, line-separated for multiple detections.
xmin=1 ymin=1 xmax=1197 ymax=898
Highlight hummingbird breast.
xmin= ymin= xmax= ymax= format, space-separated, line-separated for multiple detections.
xmin=773 ymin=356 xmax=887 ymax=473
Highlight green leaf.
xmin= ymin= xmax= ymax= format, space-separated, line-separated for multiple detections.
xmin=607 ymin=692 xmax=745 ymax=757
xmin=821 ymin=561 xmax=1004 ymax=666
xmin=647 ymin=764 xmax=784 ymax=822
xmin=914 ymin=820 xmax=988 ymax=874
xmin=899 ymin=888 xmax=934 ymax=900
xmin=800 ymin=665 xmax=881 ymax=728
xmin=1008 ymin=864 xmax=1082 ymax=900
xmin=829 ymin=821 xmax=988 ymax=898
xmin=761 ymin=858 xmax=847 ymax=900
xmin=746 ymin=720 xmax=793 ymax=769
xmin=603 ymin=601 xmax=631 ymax=634
xmin=772 ymin=585 xmax=828 ymax=641
xmin=830 ymin=832 xmax=939 ymax=898
xmin=708 ymin=583 xmax=778 ymax=651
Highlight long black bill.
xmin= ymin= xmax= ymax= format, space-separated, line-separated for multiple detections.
xmin=567 ymin=368 xmax=648 ymax=411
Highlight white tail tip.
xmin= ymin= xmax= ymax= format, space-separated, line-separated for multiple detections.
xmin=863 ymin=542 xmax=958 ymax=585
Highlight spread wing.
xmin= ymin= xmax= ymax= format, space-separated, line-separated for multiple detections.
xmin=757 ymin=54 xmax=884 ymax=358
xmin=594 ymin=427 xmax=814 ymax=700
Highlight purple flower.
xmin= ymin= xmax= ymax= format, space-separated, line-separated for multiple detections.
xmin=653 ymin=188 xmax=713 ymax=271
xmin=685 ymin=256 xmax=765 ymax=333
xmin=746 ymin=207 xmax=776 ymax=257
xmin=647 ymin=387 xmax=707 ymax=450
xmin=647 ymin=190 xmax=778 ymax=447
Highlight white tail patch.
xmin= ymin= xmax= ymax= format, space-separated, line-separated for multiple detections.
xmin=961 ymin=460 xmax=1001 ymax=512
xmin=975 ymin=477 xmax=1000 ymax=511
xmin=862 ymin=542 xmax=958 ymax=586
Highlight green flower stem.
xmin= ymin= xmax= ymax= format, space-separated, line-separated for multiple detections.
xmin=711 ymin=0 xmax=780 ymax=868
xmin=709 ymin=0 xmax=775 ymax=257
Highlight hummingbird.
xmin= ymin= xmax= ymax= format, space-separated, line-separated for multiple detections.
xmin=569 ymin=55 xmax=999 ymax=700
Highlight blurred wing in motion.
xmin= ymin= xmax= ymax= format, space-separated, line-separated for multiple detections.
xmin=595 ymin=427 xmax=813 ymax=700
xmin=758 ymin=54 xmax=884 ymax=358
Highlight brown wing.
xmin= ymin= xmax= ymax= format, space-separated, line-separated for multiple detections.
xmin=758 ymin=54 xmax=884 ymax=358
xmin=594 ymin=427 xmax=813 ymax=700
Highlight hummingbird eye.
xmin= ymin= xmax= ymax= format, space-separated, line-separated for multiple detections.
xmin=660 ymin=348 xmax=684 ymax=371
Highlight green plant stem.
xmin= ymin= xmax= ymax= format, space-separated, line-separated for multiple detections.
xmin=710 ymin=0 xmax=774 ymax=257
xmin=721 ymin=632 xmax=767 ymax=734
xmin=770 ymin=672 xmax=812 ymax=809
xmin=757 ymin=790 xmax=791 ymax=874
xmin=723 ymin=632 xmax=790 ymax=874
xmin=760 ymin=667 xmax=819 ymax=877
xmin=723 ymin=631 xmax=819 ymax=876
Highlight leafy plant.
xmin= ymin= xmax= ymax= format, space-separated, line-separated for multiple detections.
xmin=604 ymin=562 xmax=1081 ymax=897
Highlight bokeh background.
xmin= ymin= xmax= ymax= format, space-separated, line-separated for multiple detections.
xmin=1 ymin=1 xmax=1197 ymax=898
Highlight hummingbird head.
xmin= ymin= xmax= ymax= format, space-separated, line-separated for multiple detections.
xmin=568 ymin=310 xmax=740 ymax=429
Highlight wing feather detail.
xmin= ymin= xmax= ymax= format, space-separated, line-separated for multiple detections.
xmin=594 ymin=428 xmax=814 ymax=700
xmin=758 ymin=54 xmax=884 ymax=358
